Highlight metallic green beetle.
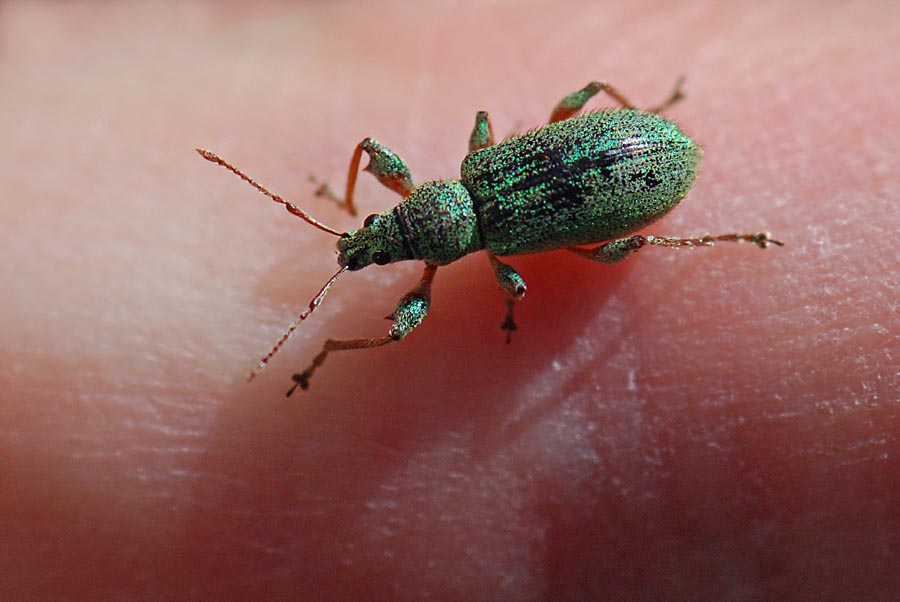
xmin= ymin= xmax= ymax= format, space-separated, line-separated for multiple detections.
xmin=199 ymin=80 xmax=782 ymax=394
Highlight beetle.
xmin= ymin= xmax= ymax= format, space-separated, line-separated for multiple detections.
xmin=198 ymin=79 xmax=782 ymax=395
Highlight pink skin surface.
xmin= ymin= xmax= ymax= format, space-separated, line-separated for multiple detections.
xmin=1 ymin=2 xmax=899 ymax=600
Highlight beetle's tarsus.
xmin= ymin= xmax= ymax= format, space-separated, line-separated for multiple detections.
xmin=501 ymin=318 xmax=517 ymax=344
xmin=500 ymin=299 xmax=517 ymax=344
xmin=313 ymin=180 xmax=342 ymax=202
xmin=649 ymin=77 xmax=687 ymax=114
xmin=752 ymin=232 xmax=785 ymax=248
xmin=287 ymin=372 xmax=311 ymax=396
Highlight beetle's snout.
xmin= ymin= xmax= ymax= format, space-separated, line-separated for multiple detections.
xmin=338 ymin=251 xmax=367 ymax=271
xmin=336 ymin=230 xmax=370 ymax=271
xmin=336 ymin=246 xmax=357 ymax=270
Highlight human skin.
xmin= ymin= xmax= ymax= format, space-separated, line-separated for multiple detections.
xmin=1 ymin=1 xmax=898 ymax=600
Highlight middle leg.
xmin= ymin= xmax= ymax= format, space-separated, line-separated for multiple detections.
xmin=468 ymin=110 xmax=496 ymax=152
xmin=488 ymin=254 xmax=527 ymax=343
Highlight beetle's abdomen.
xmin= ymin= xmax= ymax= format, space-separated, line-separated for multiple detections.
xmin=461 ymin=110 xmax=701 ymax=256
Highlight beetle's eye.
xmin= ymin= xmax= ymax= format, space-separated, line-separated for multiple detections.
xmin=363 ymin=213 xmax=379 ymax=228
xmin=372 ymin=251 xmax=391 ymax=265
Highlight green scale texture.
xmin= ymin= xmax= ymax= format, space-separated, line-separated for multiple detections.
xmin=395 ymin=180 xmax=481 ymax=265
xmin=461 ymin=110 xmax=701 ymax=256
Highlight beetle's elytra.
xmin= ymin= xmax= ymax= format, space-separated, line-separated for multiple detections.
xmin=198 ymin=79 xmax=782 ymax=394
xmin=463 ymin=110 xmax=700 ymax=256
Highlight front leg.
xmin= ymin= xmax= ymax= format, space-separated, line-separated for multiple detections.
xmin=287 ymin=264 xmax=437 ymax=394
xmin=315 ymin=137 xmax=415 ymax=217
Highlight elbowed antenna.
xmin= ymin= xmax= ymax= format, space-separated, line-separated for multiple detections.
xmin=197 ymin=148 xmax=350 ymax=378
xmin=248 ymin=266 xmax=349 ymax=381
xmin=196 ymin=148 xmax=345 ymax=237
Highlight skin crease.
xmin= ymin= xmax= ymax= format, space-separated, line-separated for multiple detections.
xmin=1 ymin=1 xmax=898 ymax=600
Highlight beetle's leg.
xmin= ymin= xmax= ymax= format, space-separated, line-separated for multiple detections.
xmin=549 ymin=78 xmax=687 ymax=122
xmin=313 ymin=138 xmax=414 ymax=217
xmin=308 ymin=178 xmax=345 ymax=209
xmin=568 ymin=232 xmax=784 ymax=263
xmin=471 ymin=110 xmax=524 ymax=144
xmin=287 ymin=264 xmax=437 ymax=394
xmin=567 ymin=236 xmax=646 ymax=263
xmin=643 ymin=232 xmax=784 ymax=249
xmin=488 ymin=254 xmax=527 ymax=343
xmin=550 ymin=82 xmax=636 ymax=123
xmin=647 ymin=77 xmax=686 ymax=114
xmin=469 ymin=111 xmax=496 ymax=152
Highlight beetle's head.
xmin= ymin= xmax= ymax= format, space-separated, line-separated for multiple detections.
xmin=337 ymin=211 xmax=411 ymax=270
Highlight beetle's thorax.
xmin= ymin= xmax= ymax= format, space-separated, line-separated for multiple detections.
xmin=394 ymin=180 xmax=483 ymax=265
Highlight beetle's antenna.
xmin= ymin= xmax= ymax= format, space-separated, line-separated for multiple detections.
xmin=248 ymin=266 xmax=349 ymax=381
xmin=197 ymin=148 xmax=344 ymax=237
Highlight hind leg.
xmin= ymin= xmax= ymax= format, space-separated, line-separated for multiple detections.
xmin=549 ymin=78 xmax=686 ymax=123
xmin=568 ymin=232 xmax=785 ymax=264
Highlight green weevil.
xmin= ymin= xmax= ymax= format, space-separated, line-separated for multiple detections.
xmin=198 ymin=79 xmax=782 ymax=395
